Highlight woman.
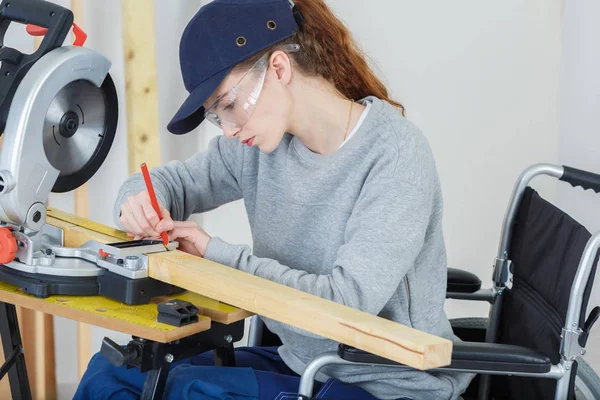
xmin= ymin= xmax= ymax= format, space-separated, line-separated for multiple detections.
xmin=75 ymin=0 xmax=472 ymax=399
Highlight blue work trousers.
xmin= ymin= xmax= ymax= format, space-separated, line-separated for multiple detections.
xmin=73 ymin=346 xmax=411 ymax=400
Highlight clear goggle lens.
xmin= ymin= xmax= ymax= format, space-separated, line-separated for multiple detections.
xmin=204 ymin=44 xmax=300 ymax=130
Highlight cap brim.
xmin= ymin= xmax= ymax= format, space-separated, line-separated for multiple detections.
xmin=167 ymin=67 xmax=233 ymax=135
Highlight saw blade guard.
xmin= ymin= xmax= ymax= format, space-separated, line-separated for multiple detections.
xmin=0 ymin=45 xmax=118 ymax=231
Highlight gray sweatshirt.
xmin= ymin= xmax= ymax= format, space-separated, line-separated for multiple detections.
xmin=113 ymin=96 xmax=473 ymax=399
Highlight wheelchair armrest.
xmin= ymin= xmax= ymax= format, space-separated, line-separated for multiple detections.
xmin=338 ymin=342 xmax=552 ymax=374
xmin=450 ymin=342 xmax=551 ymax=373
xmin=447 ymin=268 xmax=482 ymax=293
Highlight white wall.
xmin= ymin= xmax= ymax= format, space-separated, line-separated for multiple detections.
xmin=553 ymin=0 xmax=600 ymax=374
xmin=319 ymin=1 xmax=562 ymax=320
xmin=6 ymin=1 xmax=563 ymax=398
xmin=555 ymin=0 xmax=600 ymax=310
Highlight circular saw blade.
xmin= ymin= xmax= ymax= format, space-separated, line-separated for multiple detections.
xmin=43 ymin=74 xmax=118 ymax=193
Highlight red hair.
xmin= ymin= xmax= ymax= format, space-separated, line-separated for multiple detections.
xmin=238 ymin=0 xmax=405 ymax=115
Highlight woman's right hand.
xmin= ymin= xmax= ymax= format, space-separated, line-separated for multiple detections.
xmin=119 ymin=191 xmax=173 ymax=240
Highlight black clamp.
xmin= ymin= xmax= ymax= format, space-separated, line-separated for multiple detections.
xmin=156 ymin=299 xmax=199 ymax=327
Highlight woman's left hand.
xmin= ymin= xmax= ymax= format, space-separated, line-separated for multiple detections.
xmin=140 ymin=219 xmax=211 ymax=257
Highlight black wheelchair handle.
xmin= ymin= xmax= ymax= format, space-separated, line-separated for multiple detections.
xmin=560 ymin=165 xmax=600 ymax=194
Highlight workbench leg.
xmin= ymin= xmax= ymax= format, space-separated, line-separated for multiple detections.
xmin=213 ymin=343 xmax=236 ymax=367
xmin=0 ymin=302 xmax=32 ymax=400
xmin=141 ymin=363 xmax=171 ymax=400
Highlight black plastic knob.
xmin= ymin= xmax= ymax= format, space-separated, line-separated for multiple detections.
xmin=101 ymin=337 xmax=139 ymax=368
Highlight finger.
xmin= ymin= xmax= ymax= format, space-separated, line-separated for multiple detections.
xmin=173 ymin=220 xmax=198 ymax=228
xmin=120 ymin=203 xmax=145 ymax=237
xmin=164 ymin=220 xmax=198 ymax=235
xmin=119 ymin=204 xmax=130 ymax=230
xmin=119 ymin=210 xmax=131 ymax=233
xmin=127 ymin=197 xmax=159 ymax=237
xmin=141 ymin=201 xmax=160 ymax=229
xmin=138 ymin=190 xmax=166 ymax=216
xmin=124 ymin=200 xmax=148 ymax=236
xmin=156 ymin=214 xmax=175 ymax=233
xmin=167 ymin=224 xmax=199 ymax=242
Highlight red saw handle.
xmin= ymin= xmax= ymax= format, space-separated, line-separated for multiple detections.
xmin=26 ymin=22 xmax=87 ymax=46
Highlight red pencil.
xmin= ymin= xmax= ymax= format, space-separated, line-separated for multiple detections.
xmin=140 ymin=163 xmax=169 ymax=247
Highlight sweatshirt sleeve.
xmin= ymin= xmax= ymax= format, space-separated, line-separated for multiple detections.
xmin=204 ymin=174 xmax=433 ymax=335
xmin=113 ymin=135 xmax=244 ymax=229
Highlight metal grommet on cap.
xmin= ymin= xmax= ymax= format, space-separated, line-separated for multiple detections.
xmin=236 ymin=36 xmax=247 ymax=46
xmin=267 ymin=20 xmax=277 ymax=30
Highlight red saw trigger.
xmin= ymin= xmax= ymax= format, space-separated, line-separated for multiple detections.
xmin=26 ymin=22 xmax=87 ymax=46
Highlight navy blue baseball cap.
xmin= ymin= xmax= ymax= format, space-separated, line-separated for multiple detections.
xmin=167 ymin=0 xmax=305 ymax=135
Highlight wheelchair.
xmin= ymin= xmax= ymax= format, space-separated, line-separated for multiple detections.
xmin=248 ymin=163 xmax=600 ymax=399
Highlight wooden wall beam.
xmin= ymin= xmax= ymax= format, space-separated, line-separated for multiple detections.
xmin=121 ymin=0 xmax=161 ymax=173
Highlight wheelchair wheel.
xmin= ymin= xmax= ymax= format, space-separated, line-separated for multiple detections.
xmin=574 ymin=357 xmax=600 ymax=400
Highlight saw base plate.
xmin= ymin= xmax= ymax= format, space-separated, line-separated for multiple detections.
xmin=0 ymin=266 xmax=183 ymax=305
xmin=0 ymin=264 xmax=98 ymax=297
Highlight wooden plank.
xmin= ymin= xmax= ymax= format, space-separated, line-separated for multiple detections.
xmin=149 ymin=253 xmax=452 ymax=370
xmin=0 ymin=281 xmax=210 ymax=344
xmin=18 ymin=310 xmax=56 ymax=400
xmin=20 ymin=310 xmax=36 ymax=395
xmin=77 ymin=322 xmax=91 ymax=379
xmin=48 ymin=207 xmax=130 ymax=242
xmin=45 ymin=209 xmax=252 ymax=325
xmin=35 ymin=312 xmax=55 ymax=400
xmin=121 ymin=0 xmax=161 ymax=173
xmin=45 ymin=209 xmax=452 ymax=370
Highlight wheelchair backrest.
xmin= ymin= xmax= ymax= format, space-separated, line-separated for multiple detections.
xmin=491 ymin=186 xmax=599 ymax=399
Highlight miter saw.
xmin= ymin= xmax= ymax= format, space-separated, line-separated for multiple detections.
xmin=0 ymin=0 xmax=181 ymax=304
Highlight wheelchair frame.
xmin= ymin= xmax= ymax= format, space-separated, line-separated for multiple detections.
xmin=294 ymin=164 xmax=600 ymax=400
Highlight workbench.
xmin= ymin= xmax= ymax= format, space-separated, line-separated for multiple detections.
xmin=0 ymin=278 xmax=252 ymax=399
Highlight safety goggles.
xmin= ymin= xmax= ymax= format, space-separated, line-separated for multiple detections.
xmin=204 ymin=44 xmax=300 ymax=130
